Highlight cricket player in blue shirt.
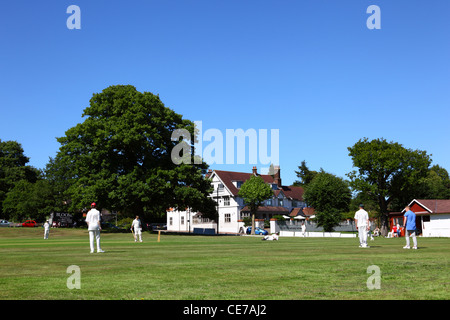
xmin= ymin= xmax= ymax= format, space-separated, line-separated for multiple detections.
xmin=403 ymin=206 xmax=418 ymax=249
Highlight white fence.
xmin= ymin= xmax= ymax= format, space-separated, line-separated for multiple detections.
xmin=279 ymin=231 xmax=356 ymax=238
xmin=269 ymin=219 xmax=374 ymax=238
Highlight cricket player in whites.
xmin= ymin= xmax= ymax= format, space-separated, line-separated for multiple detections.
xmin=43 ymin=220 xmax=50 ymax=239
xmin=354 ymin=204 xmax=370 ymax=248
xmin=85 ymin=202 xmax=105 ymax=253
xmin=131 ymin=215 xmax=143 ymax=242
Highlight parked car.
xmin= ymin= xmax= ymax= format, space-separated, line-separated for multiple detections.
xmin=0 ymin=220 xmax=10 ymax=227
xmin=22 ymin=220 xmax=37 ymax=227
xmin=246 ymin=227 xmax=268 ymax=235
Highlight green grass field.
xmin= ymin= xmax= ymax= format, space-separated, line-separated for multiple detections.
xmin=0 ymin=228 xmax=449 ymax=300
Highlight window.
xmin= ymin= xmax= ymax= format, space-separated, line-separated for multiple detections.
xmin=266 ymin=199 xmax=272 ymax=206
xmin=169 ymin=217 xmax=173 ymax=226
xmin=236 ymin=181 xmax=243 ymax=188
xmin=224 ymin=196 xmax=230 ymax=206
xmin=181 ymin=216 xmax=185 ymax=225
xmin=225 ymin=213 xmax=231 ymax=223
xmin=240 ymin=212 xmax=250 ymax=219
xmin=279 ymin=199 xmax=284 ymax=207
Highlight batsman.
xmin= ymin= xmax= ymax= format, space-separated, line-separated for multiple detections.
xmin=131 ymin=215 xmax=143 ymax=242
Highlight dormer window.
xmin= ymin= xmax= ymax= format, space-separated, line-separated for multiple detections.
xmin=271 ymin=184 xmax=278 ymax=190
xmin=234 ymin=181 xmax=243 ymax=189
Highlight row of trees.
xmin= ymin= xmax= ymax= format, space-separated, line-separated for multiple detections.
xmin=294 ymin=139 xmax=450 ymax=235
xmin=0 ymin=140 xmax=47 ymax=221
xmin=2 ymin=85 xmax=450 ymax=236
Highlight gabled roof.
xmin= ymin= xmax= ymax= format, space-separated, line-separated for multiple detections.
xmin=212 ymin=169 xmax=304 ymax=200
xmin=277 ymin=185 xmax=304 ymax=201
xmin=406 ymin=199 xmax=450 ymax=214
xmin=289 ymin=207 xmax=315 ymax=217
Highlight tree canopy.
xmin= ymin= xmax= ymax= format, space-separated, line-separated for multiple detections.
xmin=0 ymin=140 xmax=39 ymax=218
xmin=293 ymin=160 xmax=318 ymax=187
xmin=303 ymin=170 xmax=351 ymax=232
xmin=49 ymin=85 xmax=216 ymax=220
xmin=347 ymin=137 xmax=431 ymax=234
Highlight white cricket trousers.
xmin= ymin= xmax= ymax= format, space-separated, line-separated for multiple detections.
xmin=89 ymin=229 xmax=101 ymax=252
xmin=405 ymin=230 xmax=417 ymax=248
xmin=134 ymin=228 xmax=142 ymax=242
xmin=44 ymin=229 xmax=49 ymax=239
xmin=358 ymin=227 xmax=368 ymax=246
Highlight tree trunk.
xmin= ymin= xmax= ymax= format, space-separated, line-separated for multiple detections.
xmin=380 ymin=213 xmax=389 ymax=236
xmin=251 ymin=212 xmax=256 ymax=235
xmin=378 ymin=197 xmax=390 ymax=236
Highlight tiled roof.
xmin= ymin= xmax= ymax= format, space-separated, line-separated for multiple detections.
xmin=212 ymin=169 xmax=304 ymax=200
xmin=213 ymin=170 xmax=273 ymax=196
xmin=409 ymin=199 xmax=450 ymax=214
xmin=278 ymin=185 xmax=304 ymax=201
xmin=289 ymin=207 xmax=315 ymax=217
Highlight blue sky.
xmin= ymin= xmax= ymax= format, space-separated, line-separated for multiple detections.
xmin=1 ymin=0 xmax=449 ymax=186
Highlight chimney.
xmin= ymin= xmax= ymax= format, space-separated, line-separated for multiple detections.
xmin=252 ymin=166 xmax=258 ymax=175
xmin=274 ymin=165 xmax=281 ymax=187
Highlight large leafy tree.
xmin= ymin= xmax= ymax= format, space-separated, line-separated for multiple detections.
xmin=418 ymin=165 xmax=450 ymax=199
xmin=389 ymin=164 xmax=450 ymax=210
xmin=238 ymin=175 xmax=273 ymax=235
xmin=0 ymin=140 xmax=39 ymax=217
xmin=2 ymin=179 xmax=55 ymax=222
xmin=303 ymin=170 xmax=351 ymax=232
xmin=347 ymin=138 xmax=431 ymax=235
xmin=50 ymin=85 xmax=216 ymax=220
xmin=293 ymin=160 xmax=318 ymax=187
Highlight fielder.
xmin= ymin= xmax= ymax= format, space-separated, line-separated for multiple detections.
xmin=403 ymin=206 xmax=418 ymax=249
xmin=262 ymin=233 xmax=279 ymax=241
xmin=85 ymin=202 xmax=105 ymax=253
xmin=354 ymin=204 xmax=370 ymax=248
xmin=131 ymin=215 xmax=143 ymax=242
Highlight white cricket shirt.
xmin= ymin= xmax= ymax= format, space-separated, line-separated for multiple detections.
xmin=354 ymin=209 xmax=369 ymax=227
